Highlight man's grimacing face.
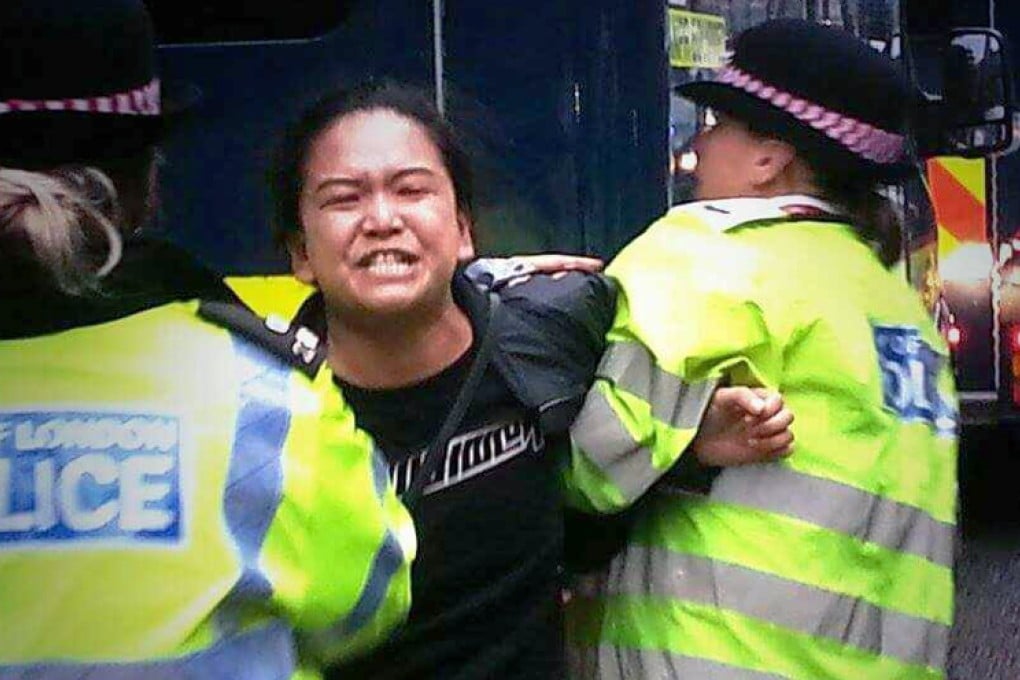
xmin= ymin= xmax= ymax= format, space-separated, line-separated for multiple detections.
xmin=290 ymin=109 xmax=474 ymax=322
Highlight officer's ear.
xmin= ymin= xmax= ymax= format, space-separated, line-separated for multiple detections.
xmin=286 ymin=231 xmax=316 ymax=286
xmin=749 ymin=138 xmax=797 ymax=190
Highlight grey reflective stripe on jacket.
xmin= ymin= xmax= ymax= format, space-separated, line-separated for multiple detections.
xmin=598 ymin=341 xmax=717 ymax=429
xmin=711 ymin=464 xmax=955 ymax=567
xmin=569 ymin=505 xmax=951 ymax=679
xmin=576 ymin=459 xmax=955 ymax=676
xmin=570 ymin=341 xmax=717 ymax=505
xmin=597 ymin=543 xmax=949 ymax=670
xmin=0 ymin=621 xmax=296 ymax=680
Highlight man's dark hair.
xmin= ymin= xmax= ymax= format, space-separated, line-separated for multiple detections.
xmin=269 ymin=78 xmax=475 ymax=246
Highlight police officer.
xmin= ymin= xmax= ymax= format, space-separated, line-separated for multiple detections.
xmin=0 ymin=1 xmax=413 ymax=676
xmin=566 ymin=19 xmax=960 ymax=679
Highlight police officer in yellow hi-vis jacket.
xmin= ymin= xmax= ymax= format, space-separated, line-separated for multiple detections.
xmin=0 ymin=1 xmax=414 ymax=677
xmin=567 ymin=19 xmax=959 ymax=680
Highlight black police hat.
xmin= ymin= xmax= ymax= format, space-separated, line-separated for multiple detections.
xmin=0 ymin=0 xmax=199 ymax=166
xmin=677 ymin=19 xmax=916 ymax=183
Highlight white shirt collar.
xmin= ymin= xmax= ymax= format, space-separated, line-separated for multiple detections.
xmin=666 ymin=195 xmax=844 ymax=233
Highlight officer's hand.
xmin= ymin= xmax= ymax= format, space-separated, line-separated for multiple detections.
xmin=465 ymin=254 xmax=604 ymax=291
xmin=690 ymin=387 xmax=794 ymax=467
xmin=511 ymin=253 xmax=604 ymax=273
xmin=504 ymin=253 xmax=604 ymax=287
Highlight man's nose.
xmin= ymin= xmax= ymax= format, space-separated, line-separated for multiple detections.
xmin=363 ymin=193 xmax=401 ymax=232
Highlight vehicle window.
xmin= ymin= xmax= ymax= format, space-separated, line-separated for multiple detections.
xmin=145 ymin=0 xmax=356 ymax=44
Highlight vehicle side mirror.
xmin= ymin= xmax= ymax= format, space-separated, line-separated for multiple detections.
xmin=904 ymin=28 xmax=1017 ymax=158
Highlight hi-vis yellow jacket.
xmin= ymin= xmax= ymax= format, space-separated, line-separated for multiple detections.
xmin=566 ymin=196 xmax=959 ymax=679
xmin=0 ymin=299 xmax=415 ymax=678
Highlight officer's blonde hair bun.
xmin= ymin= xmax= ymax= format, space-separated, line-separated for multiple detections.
xmin=0 ymin=166 xmax=123 ymax=294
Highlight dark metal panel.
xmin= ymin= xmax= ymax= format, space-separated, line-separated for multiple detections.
xmin=154 ymin=1 xmax=434 ymax=275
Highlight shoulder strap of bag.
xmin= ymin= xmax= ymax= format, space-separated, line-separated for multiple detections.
xmin=403 ymin=292 xmax=502 ymax=508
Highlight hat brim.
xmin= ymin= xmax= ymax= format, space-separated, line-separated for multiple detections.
xmin=675 ymin=80 xmax=916 ymax=184
xmin=0 ymin=78 xmax=201 ymax=166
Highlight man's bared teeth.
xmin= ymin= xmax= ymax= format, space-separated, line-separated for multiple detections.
xmin=365 ymin=251 xmax=411 ymax=265
xmin=366 ymin=252 xmax=412 ymax=275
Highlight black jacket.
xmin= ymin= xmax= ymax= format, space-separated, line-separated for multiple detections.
xmin=293 ymin=266 xmax=618 ymax=435
xmin=295 ymin=267 xmax=631 ymax=576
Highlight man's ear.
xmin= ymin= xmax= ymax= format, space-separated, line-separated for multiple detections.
xmin=456 ymin=211 xmax=476 ymax=261
xmin=286 ymin=232 xmax=316 ymax=286
xmin=751 ymin=139 xmax=797 ymax=188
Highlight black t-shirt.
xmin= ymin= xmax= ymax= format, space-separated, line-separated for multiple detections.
xmin=325 ymin=300 xmax=565 ymax=679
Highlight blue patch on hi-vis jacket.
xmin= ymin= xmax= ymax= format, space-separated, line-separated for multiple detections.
xmin=0 ymin=411 xmax=181 ymax=546
xmin=872 ymin=324 xmax=958 ymax=437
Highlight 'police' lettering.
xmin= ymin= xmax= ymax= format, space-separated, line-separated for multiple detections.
xmin=0 ymin=411 xmax=181 ymax=547
xmin=872 ymin=324 xmax=958 ymax=436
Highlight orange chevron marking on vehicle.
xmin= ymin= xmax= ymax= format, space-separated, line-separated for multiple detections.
xmin=927 ymin=158 xmax=986 ymax=243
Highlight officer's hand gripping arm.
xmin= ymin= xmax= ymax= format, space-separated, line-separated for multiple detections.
xmin=691 ymin=386 xmax=794 ymax=466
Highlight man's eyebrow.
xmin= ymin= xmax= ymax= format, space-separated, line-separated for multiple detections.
xmin=390 ymin=166 xmax=436 ymax=181
xmin=312 ymin=177 xmax=360 ymax=194
xmin=311 ymin=167 xmax=436 ymax=194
